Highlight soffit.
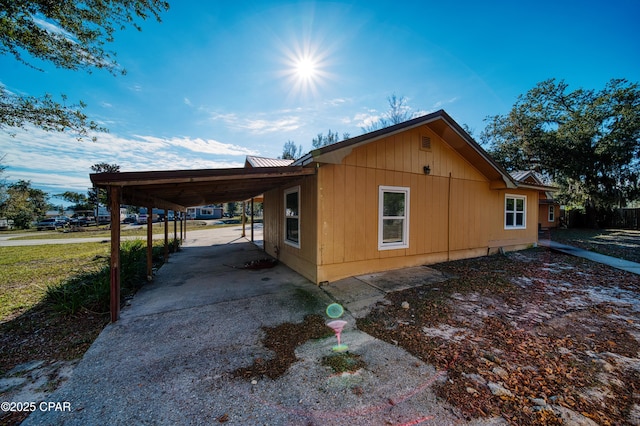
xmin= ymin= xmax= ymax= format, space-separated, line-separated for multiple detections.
xmin=90 ymin=166 xmax=315 ymax=211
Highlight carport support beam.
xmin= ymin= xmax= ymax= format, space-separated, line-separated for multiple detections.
xmin=147 ymin=204 xmax=153 ymax=280
xmin=173 ymin=213 xmax=177 ymax=250
xmin=241 ymin=201 xmax=246 ymax=237
xmin=163 ymin=208 xmax=169 ymax=262
xmin=250 ymin=198 xmax=254 ymax=242
xmin=109 ymin=186 xmax=121 ymax=323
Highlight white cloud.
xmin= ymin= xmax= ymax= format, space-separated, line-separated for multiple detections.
xmin=210 ymin=112 xmax=302 ymax=134
xmin=240 ymin=117 xmax=301 ymax=133
xmin=353 ymin=112 xmax=381 ymax=128
xmin=184 ymin=97 xmax=192 ymax=106
xmin=0 ymin=127 xmax=258 ymax=197
xmin=32 ymin=17 xmax=74 ymax=39
xmin=136 ymin=135 xmax=259 ymax=156
xmin=325 ymin=97 xmax=350 ymax=106
xmin=432 ymin=97 xmax=459 ymax=109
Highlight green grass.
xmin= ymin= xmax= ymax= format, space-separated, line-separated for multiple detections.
xmin=44 ymin=239 xmax=179 ymax=315
xmin=5 ymin=220 xmax=246 ymax=240
xmin=0 ymin=239 xmax=181 ymax=321
xmin=0 ymin=243 xmax=109 ymax=321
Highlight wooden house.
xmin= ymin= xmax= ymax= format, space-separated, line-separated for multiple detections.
xmin=186 ymin=205 xmax=223 ymax=220
xmin=260 ymin=110 xmax=555 ymax=284
xmin=511 ymin=171 xmax=561 ymax=230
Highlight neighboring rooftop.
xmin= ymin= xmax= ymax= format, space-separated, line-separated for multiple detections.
xmin=245 ymin=155 xmax=294 ymax=168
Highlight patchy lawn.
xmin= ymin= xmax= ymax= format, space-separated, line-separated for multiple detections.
xmin=547 ymin=228 xmax=640 ymax=263
xmin=358 ymin=248 xmax=640 ymax=425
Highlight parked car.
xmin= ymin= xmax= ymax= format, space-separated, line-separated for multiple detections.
xmin=70 ymin=217 xmax=89 ymax=227
xmin=122 ymin=214 xmax=138 ymax=224
xmin=36 ymin=218 xmax=64 ymax=231
xmin=138 ymin=214 xmax=148 ymax=224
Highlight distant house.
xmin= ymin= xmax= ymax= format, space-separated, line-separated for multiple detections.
xmin=510 ymin=171 xmax=561 ymax=230
xmin=44 ymin=209 xmax=74 ymax=219
xmin=245 ymin=156 xmax=294 ymax=168
xmin=258 ymin=110 xmax=556 ymax=284
xmin=186 ymin=205 xmax=223 ymax=220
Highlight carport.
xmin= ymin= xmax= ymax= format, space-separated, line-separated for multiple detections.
xmin=90 ymin=165 xmax=316 ymax=322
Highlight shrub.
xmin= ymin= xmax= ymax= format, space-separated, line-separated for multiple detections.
xmin=45 ymin=239 xmax=179 ymax=315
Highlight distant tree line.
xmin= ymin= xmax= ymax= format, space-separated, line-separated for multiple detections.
xmin=0 ymin=160 xmax=120 ymax=229
xmin=280 ymin=94 xmax=421 ymax=160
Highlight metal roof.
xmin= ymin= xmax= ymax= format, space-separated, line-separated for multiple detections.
xmin=90 ymin=166 xmax=315 ymax=210
xmin=245 ymin=156 xmax=294 ymax=168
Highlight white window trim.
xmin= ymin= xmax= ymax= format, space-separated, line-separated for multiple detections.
xmin=378 ymin=185 xmax=410 ymax=250
xmin=284 ymin=186 xmax=300 ymax=248
xmin=548 ymin=205 xmax=555 ymax=222
xmin=504 ymin=194 xmax=527 ymax=230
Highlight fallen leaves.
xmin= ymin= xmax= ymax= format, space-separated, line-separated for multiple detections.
xmin=232 ymin=314 xmax=333 ymax=380
xmin=357 ymin=248 xmax=640 ymax=425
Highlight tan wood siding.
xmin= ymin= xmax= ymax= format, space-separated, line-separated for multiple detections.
xmin=266 ymin=124 xmax=540 ymax=284
xmin=263 ymin=175 xmax=318 ymax=283
xmin=315 ymin=125 xmax=539 ymax=283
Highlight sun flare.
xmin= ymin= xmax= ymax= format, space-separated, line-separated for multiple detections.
xmin=295 ymin=57 xmax=317 ymax=80
xmin=279 ymin=39 xmax=333 ymax=99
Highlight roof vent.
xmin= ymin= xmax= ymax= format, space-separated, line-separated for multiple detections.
xmin=421 ymin=136 xmax=431 ymax=150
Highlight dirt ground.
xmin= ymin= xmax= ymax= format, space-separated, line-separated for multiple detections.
xmin=359 ymin=248 xmax=640 ymax=425
xmin=2 ymin=232 xmax=640 ymax=425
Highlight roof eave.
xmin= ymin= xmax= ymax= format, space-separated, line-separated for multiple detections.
xmin=293 ymin=109 xmax=518 ymax=189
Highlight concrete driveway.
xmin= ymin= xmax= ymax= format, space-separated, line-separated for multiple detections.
xmin=23 ymin=227 xmax=490 ymax=426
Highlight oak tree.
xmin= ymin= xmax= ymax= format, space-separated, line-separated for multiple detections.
xmin=481 ymin=79 xmax=640 ymax=211
xmin=0 ymin=0 xmax=170 ymax=138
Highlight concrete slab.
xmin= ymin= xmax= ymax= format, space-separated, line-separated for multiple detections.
xmin=539 ymin=239 xmax=640 ymax=275
xmin=323 ymin=266 xmax=449 ymax=318
xmin=357 ymin=266 xmax=449 ymax=292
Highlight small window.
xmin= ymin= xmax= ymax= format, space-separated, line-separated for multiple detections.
xmin=505 ymin=195 xmax=526 ymax=229
xmin=548 ymin=205 xmax=555 ymax=222
xmin=284 ymin=186 xmax=300 ymax=248
xmin=379 ymin=186 xmax=410 ymax=250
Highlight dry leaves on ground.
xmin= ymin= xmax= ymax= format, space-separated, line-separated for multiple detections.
xmin=358 ymin=248 xmax=640 ymax=425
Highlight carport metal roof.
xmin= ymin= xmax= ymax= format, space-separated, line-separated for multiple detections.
xmin=92 ymin=164 xmax=316 ymax=323
xmin=90 ymin=165 xmax=316 ymax=210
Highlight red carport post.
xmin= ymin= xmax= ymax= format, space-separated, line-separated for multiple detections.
xmin=109 ymin=186 xmax=121 ymax=322
xmin=146 ymin=204 xmax=153 ymax=280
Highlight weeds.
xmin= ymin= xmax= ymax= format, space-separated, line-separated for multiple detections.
xmin=44 ymin=239 xmax=180 ymax=315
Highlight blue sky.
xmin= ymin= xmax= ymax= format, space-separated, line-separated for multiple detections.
xmin=1 ymin=0 xmax=639 ymax=207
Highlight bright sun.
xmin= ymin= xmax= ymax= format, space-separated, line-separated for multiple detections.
xmin=295 ymin=57 xmax=317 ymax=80
xmin=280 ymin=40 xmax=332 ymax=99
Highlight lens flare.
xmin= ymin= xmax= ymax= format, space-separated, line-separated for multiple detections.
xmin=326 ymin=303 xmax=344 ymax=318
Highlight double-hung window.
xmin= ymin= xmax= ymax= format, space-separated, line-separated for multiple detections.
xmin=379 ymin=186 xmax=410 ymax=250
xmin=284 ymin=186 xmax=300 ymax=248
xmin=505 ymin=195 xmax=526 ymax=229
xmin=548 ymin=205 xmax=555 ymax=222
